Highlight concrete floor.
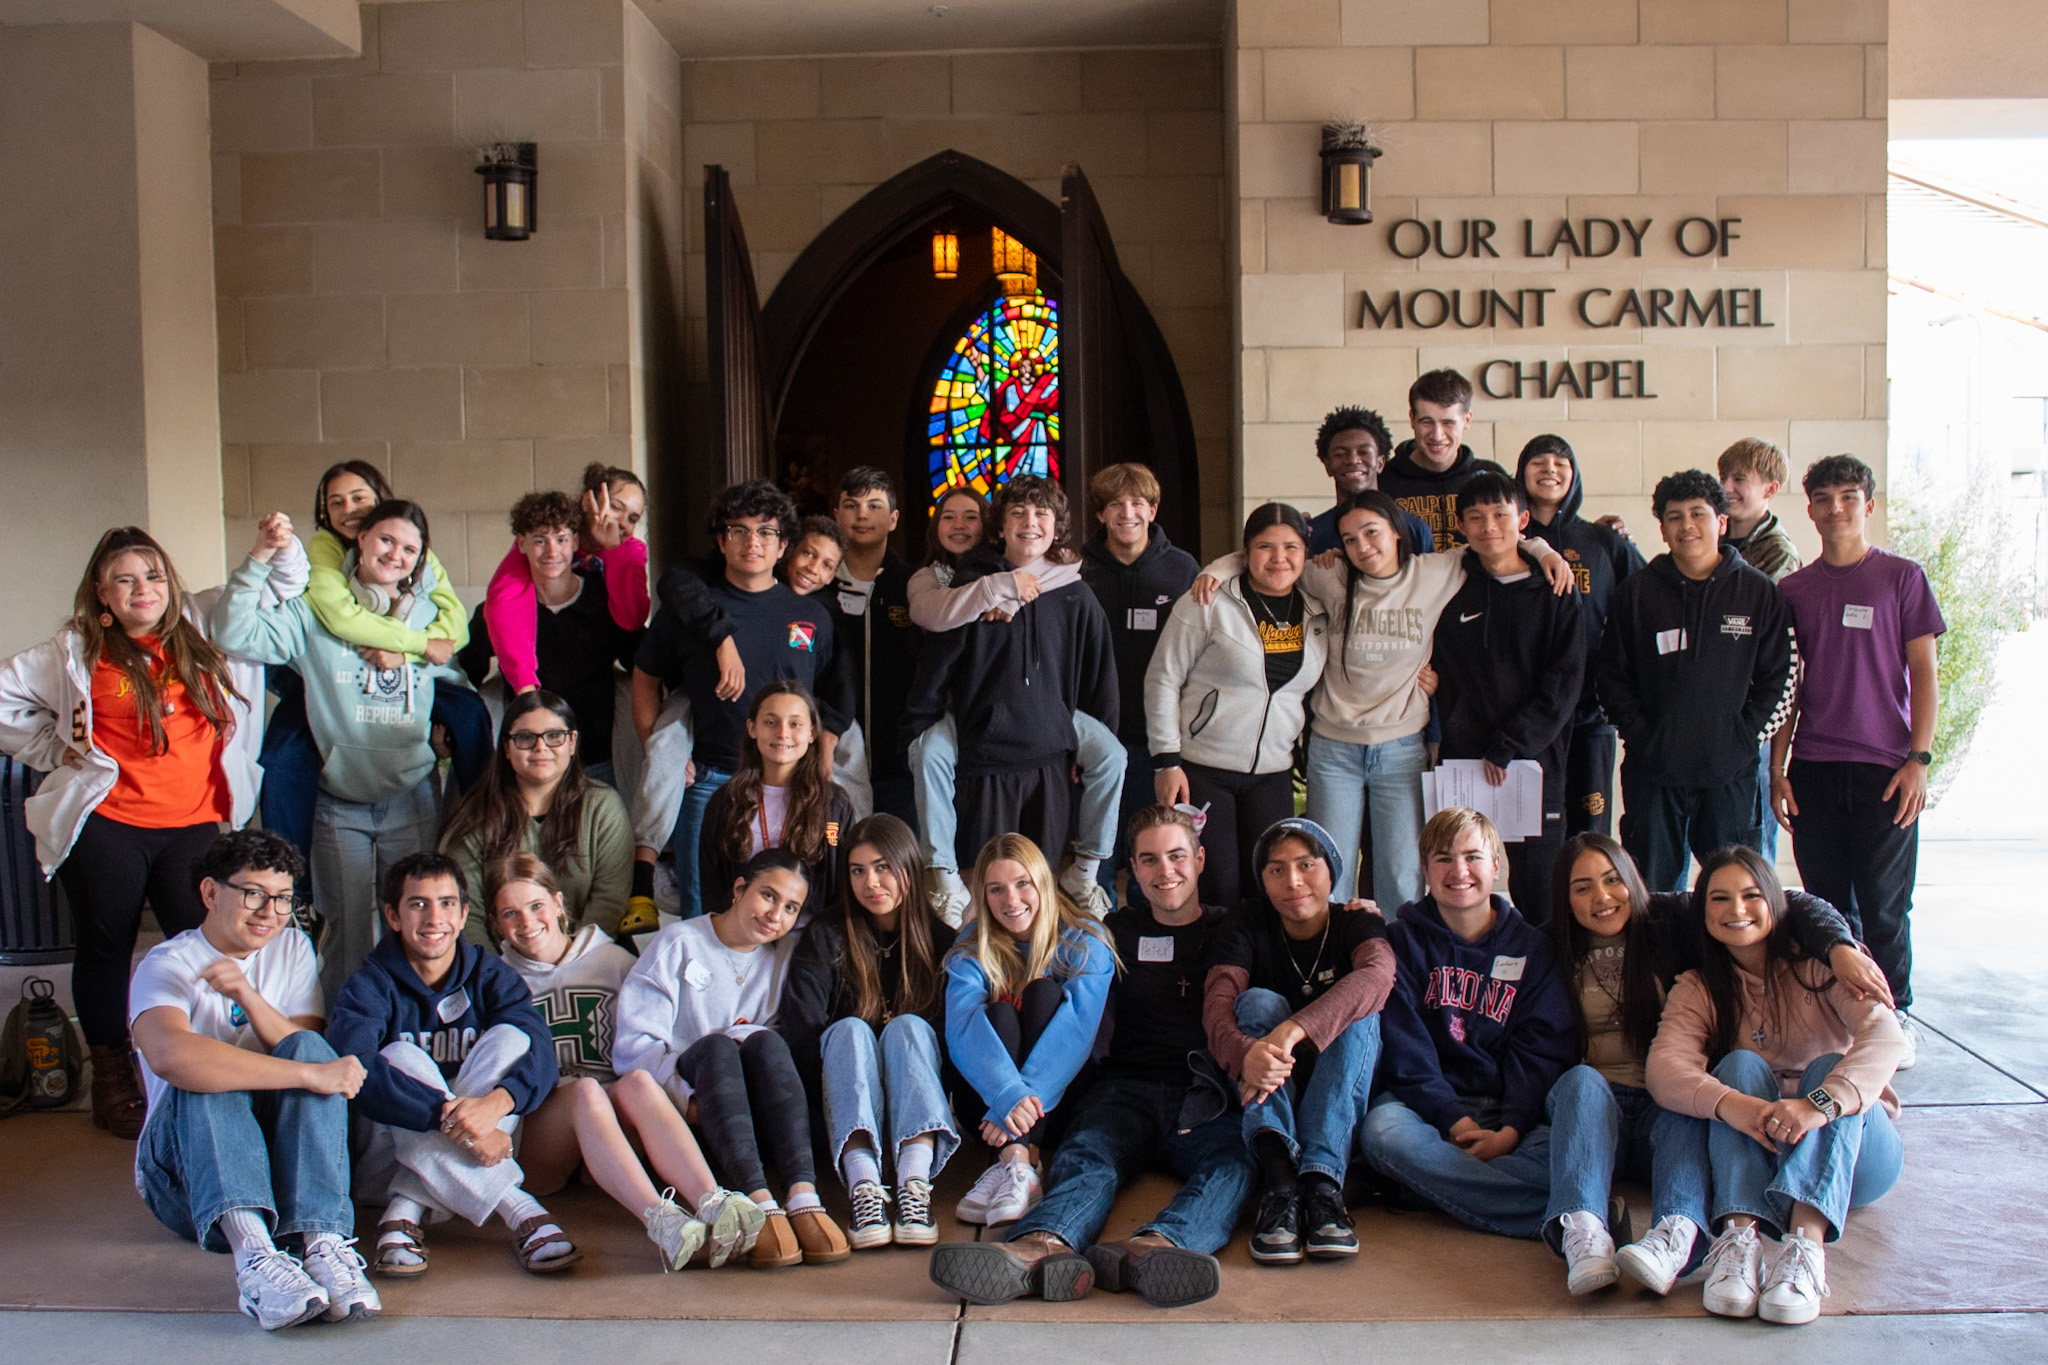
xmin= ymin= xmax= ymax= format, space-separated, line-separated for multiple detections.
xmin=4 ymin=633 xmax=2045 ymax=1358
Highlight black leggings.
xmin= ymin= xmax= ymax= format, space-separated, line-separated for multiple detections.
xmin=1185 ymin=763 xmax=1297 ymax=909
xmin=675 ymin=1028 xmax=815 ymax=1194
xmin=55 ymin=814 xmax=215 ymax=1047
xmin=983 ymin=977 xmax=1065 ymax=1147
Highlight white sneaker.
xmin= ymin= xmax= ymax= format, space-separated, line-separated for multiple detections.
xmin=1615 ymin=1215 xmax=1700 ymax=1296
xmin=956 ymin=1161 xmax=1008 ymax=1224
xmin=652 ymin=859 xmax=683 ymax=915
xmin=645 ymin=1191 xmax=707 ymax=1272
xmin=300 ymin=1236 xmax=379 ymax=1321
xmin=1700 ymin=1223 xmax=1763 ymax=1318
xmin=697 ymin=1187 xmax=766 ymax=1267
xmin=1059 ymin=865 xmax=1113 ymax=918
xmin=1759 ymin=1231 xmax=1830 ymax=1325
xmin=1894 ymin=1010 xmax=1919 ymax=1071
xmin=847 ymin=1180 xmax=893 ymax=1250
xmin=930 ymin=881 xmax=971 ymax=929
xmin=894 ymin=1177 xmax=939 ymax=1245
xmin=982 ymin=1159 xmax=1043 ymax=1225
xmin=236 ymin=1248 xmax=330 ymax=1331
xmin=1559 ymin=1210 xmax=1619 ymax=1294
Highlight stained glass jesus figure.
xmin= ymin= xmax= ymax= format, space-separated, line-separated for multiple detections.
xmin=982 ymin=350 xmax=1058 ymax=478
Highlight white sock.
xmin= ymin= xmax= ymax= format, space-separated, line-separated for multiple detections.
xmin=499 ymin=1189 xmax=570 ymax=1260
xmin=376 ymin=1197 xmax=427 ymax=1267
xmin=1063 ymin=858 xmax=1101 ymax=888
xmin=841 ymin=1144 xmax=882 ymax=1190
xmin=936 ymin=867 xmax=967 ymax=899
xmin=785 ymin=1190 xmax=823 ymax=1214
xmin=302 ymin=1231 xmax=343 ymax=1259
xmin=897 ymin=1140 xmax=935 ymax=1186
xmin=219 ymin=1207 xmax=276 ymax=1264
xmin=753 ymin=1196 xmax=783 ymax=1215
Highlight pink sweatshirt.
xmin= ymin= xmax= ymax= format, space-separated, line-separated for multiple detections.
xmin=483 ymin=537 xmax=649 ymax=691
xmin=1646 ymin=963 xmax=1905 ymax=1122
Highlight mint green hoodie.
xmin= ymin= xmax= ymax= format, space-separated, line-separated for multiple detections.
xmin=211 ymin=549 xmax=460 ymax=805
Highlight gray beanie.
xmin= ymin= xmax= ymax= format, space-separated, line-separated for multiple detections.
xmin=1251 ymin=817 xmax=1344 ymax=889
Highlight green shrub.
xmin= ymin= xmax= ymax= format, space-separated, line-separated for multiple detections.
xmin=1885 ymin=467 xmax=2031 ymax=798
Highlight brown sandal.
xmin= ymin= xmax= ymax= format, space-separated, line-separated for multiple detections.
xmin=512 ymin=1214 xmax=582 ymax=1274
xmin=373 ymin=1219 xmax=429 ymax=1278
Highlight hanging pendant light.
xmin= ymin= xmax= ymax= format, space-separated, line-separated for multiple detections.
xmin=931 ymin=231 xmax=960 ymax=279
xmin=992 ymin=227 xmax=1037 ymax=297
xmin=1319 ymin=122 xmax=1380 ymax=226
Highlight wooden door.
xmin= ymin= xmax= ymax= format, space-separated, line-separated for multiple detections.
xmin=704 ymin=165 xmax=771 ymax=485
xmin=1058 ymin=162 xmax=1121 ymax=516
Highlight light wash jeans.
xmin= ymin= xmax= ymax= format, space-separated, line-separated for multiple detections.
xmin=135 ymin=1030 xmax=354 ymax=1252
xmin=1234 ymin=987 xmax=1381 ymax=1186
xmin=353 ymin=1023 xmax=533 ymax=1227
xmin=311 ymin=775 xmax=439 ymax=1002
xmin=1360 ymin=1093 xmax=1553 ymax=1239
xmin=1540 ymin=1064 xmax=1709 ymax=1261
xmin=909 ymin=712 xmax=1123 ymax=873
xmin=1682 ymin=1049 xmax=1904 ymax=1241
xmin=819 ymin=1014 xmax=959 ymax=1183
xmin=1305 ymin=729 xmax=1428 ymax=911
xmin=670 ymin=765 xmax=733 ymax=920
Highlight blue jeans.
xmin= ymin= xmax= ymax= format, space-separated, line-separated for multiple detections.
xmin=909 ymin=712 xmax=1123 ymax=874
xmin=819 ymin=1014 xmax=960 ymax=1182
xmin=1099 ymin=737 xmax=1153 ymax=893
xmin=1233 ymin=987 xmax=1380 ymax=1185
xmin=1305 ymin=729 xmax=1427 ymax=911
xmin=1753 ymin=743 xmax=1778 ymax=862
xmin=1687 ymin=1050 xmax=1904 ymax=1241
xmin=1360 ymin=1093 xmax=1553 ymax=1238
xmin=1540 ymin=1065 xmax=1709 ymax=1259
xmin=1010 ymin=1074 xmax=1255 ymax=1254
xmin=1067 ymin=716 xmax=1126 ymax=868
xmin=670 ymin=764 xmax=733 ymax=919
xmin=135 ymin=1030 xmax=354 ymax=1252
xmin=909 ymin=715 xmax=961 ymax=873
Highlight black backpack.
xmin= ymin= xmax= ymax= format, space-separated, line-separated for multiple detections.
xmin=0 ymin=977 xmax=84 ymax=1115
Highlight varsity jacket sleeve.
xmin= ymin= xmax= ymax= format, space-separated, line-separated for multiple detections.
xmin=1496 ymin=953 xmax=1579 ymax=1137
xmin=325 ymin=971 xmax=445 ymax=1132
xmin=579 ymin=785 xmax=635 ymax=934
xmin=209 ymin=556 xmax=312 ymax=667
xmin=613 ymin=931 xmax=689 ymax=1097
xmin=1015 ymin=930 xmax=1116 ymax=1117
xmin=1378 ymin=951 xmax=1473 ymax=1134
xmin=0 ymin=636 xmax=77 ymax=773
xmin=1289 ymin=936 xmax=1396 ymax=1051
xmin=1143 ymin=592 xmax=1206 ymax=764
xmin=945 ymin=953 xmax=1031 ymax=1125
xmin=481 ymin=542 xmax=542 ymax=692
xmin=476 ymin=957 xmax=560 ymax=1115
xmin=1071 ymin=591 xmax=1120 ymax=735
xmin=1594 ymin=589 xmax=1649 ymax=745
xmin=1740 ymin=583 xmax=1799 ymax=745
xmin=1484 ymin=589 xmax=1587 ymax=770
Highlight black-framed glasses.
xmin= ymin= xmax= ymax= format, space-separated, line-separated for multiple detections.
xmin=224 ymin=880 xmax=309 ymax=917
xmin=508 ymin=727 xmax=573 ymax=751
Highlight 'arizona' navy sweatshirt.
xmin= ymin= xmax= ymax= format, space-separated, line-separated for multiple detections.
xmin=327 ymin=933 xmax=558 ymax=1132
xmin=1378 ymin=894 xmax=1576 ymax=1138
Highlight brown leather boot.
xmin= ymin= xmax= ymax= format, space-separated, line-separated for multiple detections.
xmin=89 ymin=1044 xmax=146 ymax=1140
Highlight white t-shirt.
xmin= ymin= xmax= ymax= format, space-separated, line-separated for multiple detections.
xmin=128 ymin=926 xmax=322 ymax=1129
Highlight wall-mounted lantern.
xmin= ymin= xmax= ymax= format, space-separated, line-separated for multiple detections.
xmin=1319 ymin=122 xmax=1380 ymax=226
xmin=476 ymin=142 xmax=537 ymax=241
xmin=991 ymin=227 xmax=1037 ymax=296
xmin=931 ymin=231 xmax=960 ymax=279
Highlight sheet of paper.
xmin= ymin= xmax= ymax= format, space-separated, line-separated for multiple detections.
xmin=1421 ymin=759 xmax=1546 ymax=841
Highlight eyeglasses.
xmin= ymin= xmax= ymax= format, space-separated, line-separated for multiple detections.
xmin=508 ymin=728 xmax=573 ymax=751
xmin=722 ymin=524 xmax=783 ymax=544
xmin=224 ymin=880 xmax=309 ymax=917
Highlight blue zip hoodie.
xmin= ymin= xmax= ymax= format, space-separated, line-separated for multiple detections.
xmin=944 ymin=924 xmax=1115 ymax=1127
xmin=1379 ymin=894 xmax=1575 ymax=1138
xmin=326 ymin=933 xmax=559 ymax=1132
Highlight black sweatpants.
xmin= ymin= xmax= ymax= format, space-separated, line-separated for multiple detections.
xmin=955 ymin=762 xmax=1071 ymax=874
xmin=676 ymin=1028 xmax=816 ymax=1194
xmin=1184 ymin=763 xmax=1296 ymax=910
xmin=1788 ymin=758 xmax=1919 ymax=1008
xmin=56 ymin=814 xmax=216 ymax=1047
xmin=1504 ymin=805 xmax=1565 ymax=929
xmin=1564 ymin=721 xmax=1617 ymax=837
xmin=983 ymin=977 xmax=1065 ymax=1147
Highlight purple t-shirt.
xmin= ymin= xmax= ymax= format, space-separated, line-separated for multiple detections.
xmin=1779 ymin=548 xmax=1945 ymax=768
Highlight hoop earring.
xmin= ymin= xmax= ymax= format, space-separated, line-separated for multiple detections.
xmin=98 ymin=612 xmax=113 ymax=628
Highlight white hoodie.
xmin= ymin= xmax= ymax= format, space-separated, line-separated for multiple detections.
xmin=499 ymin=922 xmax=636 ymax=1082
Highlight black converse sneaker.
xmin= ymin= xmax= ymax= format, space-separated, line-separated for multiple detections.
xmin=1249 ymin=1187 xmax=1304 ymax=1264
xmin=1300 ymin=1178 xmax=1358 ymax=1258
xmin=848 ymin=1181 xmax=892 ymax=1250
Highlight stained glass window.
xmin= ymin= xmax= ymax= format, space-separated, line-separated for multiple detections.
xmin=927 ymin=291 xmax=1059 ymax=507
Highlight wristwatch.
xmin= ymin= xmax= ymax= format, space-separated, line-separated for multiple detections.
xmin=1908 ymin=750 xmax=1933 ymax=766
xmin=1805 ymin=1086 xmax=1842 ymax=1122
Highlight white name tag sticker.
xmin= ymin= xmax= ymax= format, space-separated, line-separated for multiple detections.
xmin=1842 ymin=604 xmax=1874 ymax=630
xmin=1137 ymin=935 xmax=1176 ymax=963
xmin=1128 ymin=608 xmax=1158 ymax=631
xmin=1490 ymin=955 xmax=1526 ymax=982
xmin=1655 ymin=628 xmax=1688 ymax=655
xmin=435 ymin=988 xmax=471 ymax=1024
xmin=683 ymin=959 xmax=713 ymax=991
xmin=838 ymin=591 xmax=869 ymax=616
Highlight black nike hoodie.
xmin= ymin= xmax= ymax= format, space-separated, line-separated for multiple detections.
xmin=1595 ymin=547 xmax=1797 ymax=788
xmin=1514 ymin=443 xmax=1647 ymax=728
xmin=1431 ymin=550 xmax=1586 ymax=799
xmin=1080 ymin=524 xmax=1199 ymax=747
xmin=1379 ymin=441 xmax=1507 ymax=548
